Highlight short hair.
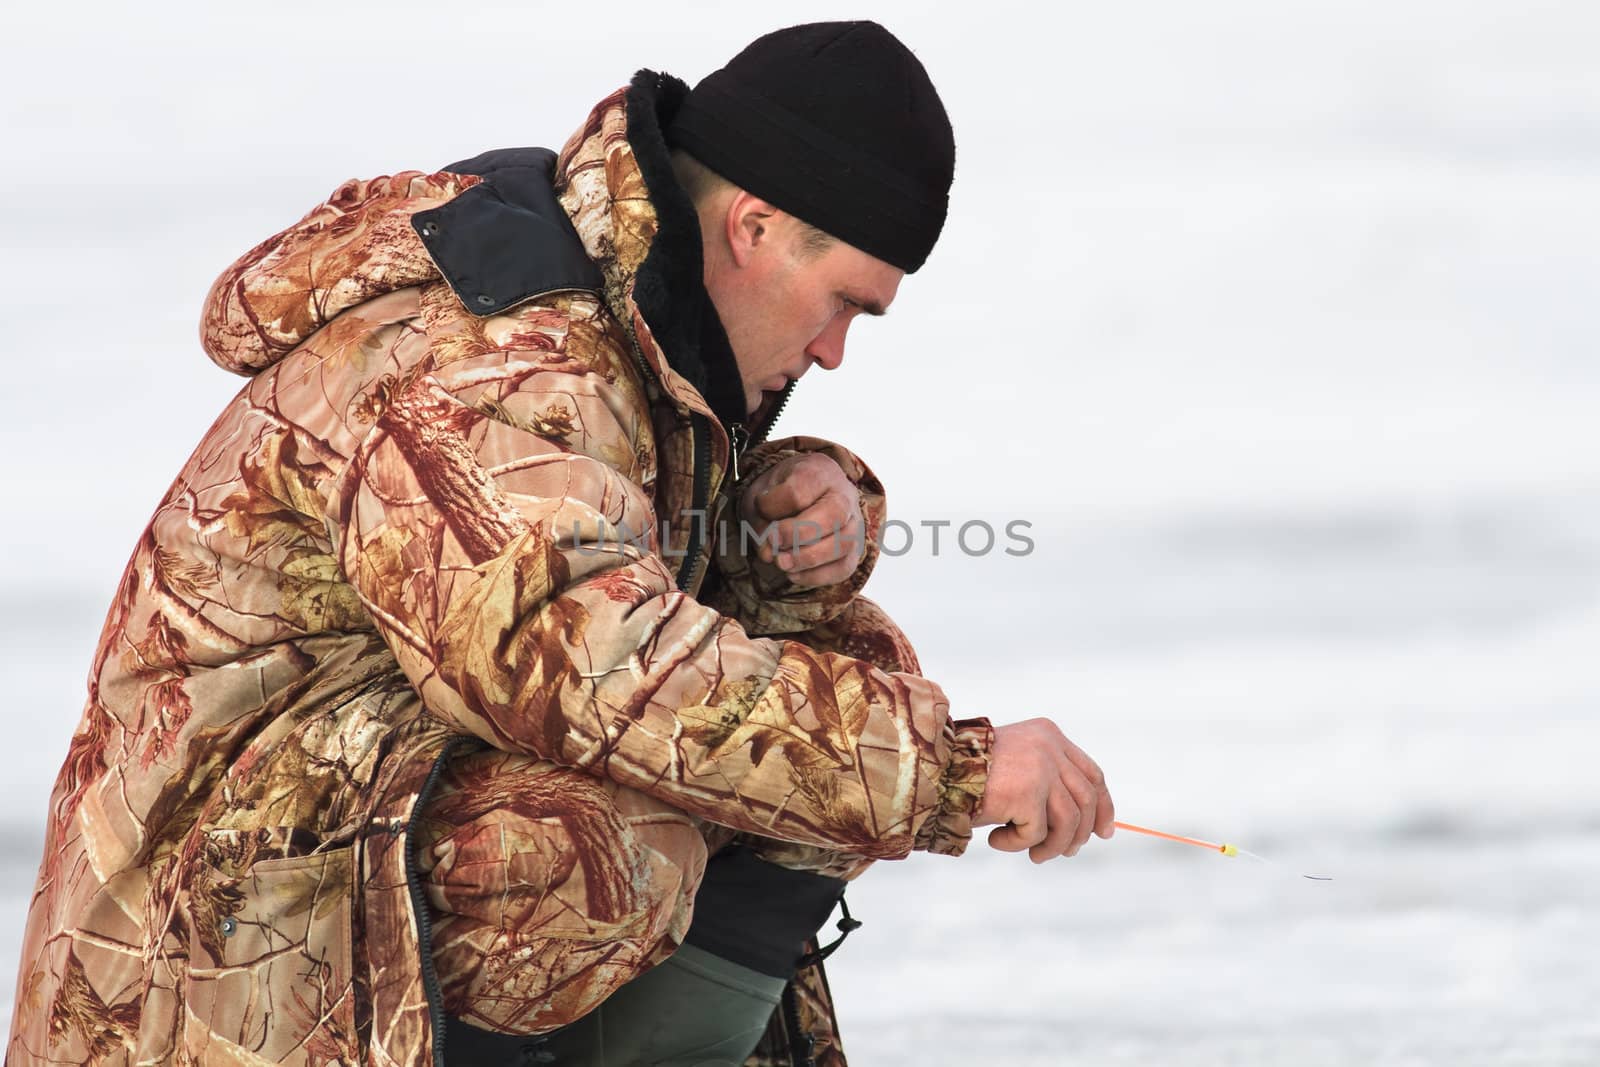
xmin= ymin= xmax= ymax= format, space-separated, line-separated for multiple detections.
xmin=670 ymin=148 xmax=835 ymax=260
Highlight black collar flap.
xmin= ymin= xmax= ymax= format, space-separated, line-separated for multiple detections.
xmin=412 ymin=147 xmax=604 ymax=317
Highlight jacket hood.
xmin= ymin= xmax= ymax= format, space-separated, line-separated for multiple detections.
xmin=200 ymin=73 xmax=756 ymax=432
xmin=199 ymin=171 xmax=474 ymax=376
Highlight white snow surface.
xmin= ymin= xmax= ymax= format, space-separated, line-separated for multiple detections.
xmin=2 ymin=2 xmax=1598 ymax=1062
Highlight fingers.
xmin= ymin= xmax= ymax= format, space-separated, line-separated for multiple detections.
xmin=761 ymin=499 xmax=864 ymax=566
xmin=1054 ymin=763 xmax=1097 ymax=856
xmin=746 ymin=455 xmax=842 ymax=522
xmin=987 ymin=811 xmax=1047 ymax=854
xmin=1029 ymin=786 xmax=1082 ymax=864
xmin=1061 ymin=737 xmax=1115 ymax=839
xmin=986 ymin=823 xmax=1028 ymax=853
xmin=743 ymin=487 xmax=865 ymax=587
xmin=749 ymin=477 xmax=822 ymax=522
xmin=757 ymin=508 xmax=849 ymax=560
xmin=739 ymin=455 xmax=866 ymax=583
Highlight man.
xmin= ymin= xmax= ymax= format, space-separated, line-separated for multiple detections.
xmin=7 ymin=21 xmax=1113 ymax=1067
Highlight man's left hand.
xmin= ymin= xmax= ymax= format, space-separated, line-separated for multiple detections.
xmin=738 ymin=453 xmax=866 ymax=588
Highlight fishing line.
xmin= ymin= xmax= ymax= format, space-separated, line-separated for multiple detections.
xmin=1114 ymin=820 xmax=1332 ymax=881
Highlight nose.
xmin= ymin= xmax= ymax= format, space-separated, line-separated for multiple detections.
xmin=805 ymin=313 xmax=851 ymax=372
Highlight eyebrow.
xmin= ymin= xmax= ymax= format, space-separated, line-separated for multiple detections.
xmin=844 ymin=294 xmax=888 ymax=317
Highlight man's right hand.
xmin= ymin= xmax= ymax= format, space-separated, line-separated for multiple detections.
xmin=973 ymin=718 xmax=1115 ymax=863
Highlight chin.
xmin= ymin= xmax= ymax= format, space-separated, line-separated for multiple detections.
xmin=742 ymin=388 xmax=781 ymax=423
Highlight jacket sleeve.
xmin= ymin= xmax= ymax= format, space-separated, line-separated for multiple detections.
xmin=330 ymin=320 xmax=990 ymax=859
xmin=703 ymin=436 xmax=885 ymax=637
xmin=721 ymin=592 xmax=976 ymax=881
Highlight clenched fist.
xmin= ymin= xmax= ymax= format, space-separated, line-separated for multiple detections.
xmin=975 ymin=718 xmax=1115 ymax=863
xmin=738 ymin=453 xmax=867 ymax=588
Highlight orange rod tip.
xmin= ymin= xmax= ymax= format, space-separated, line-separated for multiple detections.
xmin=1113 ymin=820 xmax=1225 ymax=853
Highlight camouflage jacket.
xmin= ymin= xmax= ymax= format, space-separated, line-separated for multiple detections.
xmin=6 ymin=71 xmax=992 ymax=1065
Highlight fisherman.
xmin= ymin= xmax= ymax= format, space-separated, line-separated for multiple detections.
xmin=8 ymin=21 xmax=1113 ymax=1066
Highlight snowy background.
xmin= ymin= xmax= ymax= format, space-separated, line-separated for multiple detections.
xmin=2 ymin=1 xmax=1598 ymax=1063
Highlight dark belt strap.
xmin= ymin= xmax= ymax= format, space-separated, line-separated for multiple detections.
xmin=443 ymin=1016 xmax=553 ymax=1066
xmin=682 ymin=845 xmax=847 ymax=979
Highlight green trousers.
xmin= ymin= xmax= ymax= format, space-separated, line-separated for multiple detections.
xmin=443 ymin=844 xmax=847 ymax=1066
xmin=445 ymin=943 xmax=785 ymax=1067
xmin=539 ymin=943 xmax=786 ymax=1066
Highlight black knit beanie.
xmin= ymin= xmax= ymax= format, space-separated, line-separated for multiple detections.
xmin=665 ymin=21 xmax=955 ymax=274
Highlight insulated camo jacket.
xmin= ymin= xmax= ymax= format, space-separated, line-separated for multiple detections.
xmin=6 ymin=71 xmax=993 ymax=1066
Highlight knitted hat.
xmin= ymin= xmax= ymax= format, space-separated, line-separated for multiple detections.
xmin=665 ymin=21 xmax=955 ymax=273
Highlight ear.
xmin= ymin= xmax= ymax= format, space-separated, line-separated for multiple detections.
xmin=723 ymin=191 xmax=780 ymax=269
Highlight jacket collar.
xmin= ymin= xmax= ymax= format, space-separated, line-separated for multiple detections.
xmin=556 ymin=71 xmax=749 ymax=431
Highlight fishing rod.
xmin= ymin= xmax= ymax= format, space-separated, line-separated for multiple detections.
xmin=1114 ymin=820 xmax=1332 ymax=881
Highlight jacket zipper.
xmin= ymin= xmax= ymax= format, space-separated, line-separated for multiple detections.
xmin=627 ymin=329 xmax=796 ymax=591
xmin=725 ymin=376 xmax=794 ymax=512
xmin=676 ymin=412 xmax=712 ymax=592
xmin=407 ymin=736 xmax=473 ymax=1066
xmin=746 ymin=380 xmax=807 ymax=1067
xmin=686 ymin=372 xmax=793 ymax=589
xmin=750 ymin=379 xmax=795 ymax=447
xmin=622 ymin=337 xmax=710 ymax=593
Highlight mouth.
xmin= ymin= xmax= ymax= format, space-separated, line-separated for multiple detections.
xmin=773 ymin=367 xmax=810 ymax=391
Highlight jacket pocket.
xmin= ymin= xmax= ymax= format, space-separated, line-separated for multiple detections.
xmin=184 ymin=846 xmax=357 ymax=1063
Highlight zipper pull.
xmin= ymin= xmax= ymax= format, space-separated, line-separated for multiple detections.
xmin=728 ymin=423 xmax=749 ymax=483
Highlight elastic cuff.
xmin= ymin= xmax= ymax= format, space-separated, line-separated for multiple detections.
xmin=914 ymin=717 xmax=994 ymax=857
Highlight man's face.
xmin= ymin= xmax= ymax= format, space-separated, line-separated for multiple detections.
xmin=703 ymin=208 xmax=904 ymax=417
